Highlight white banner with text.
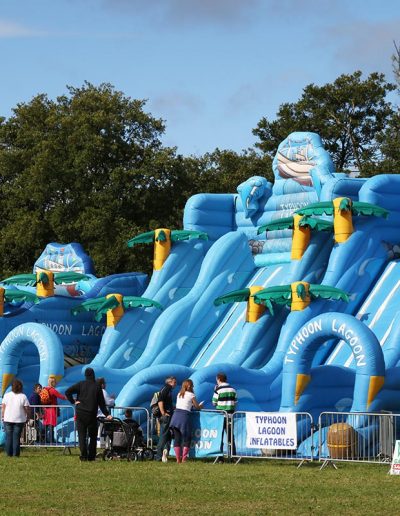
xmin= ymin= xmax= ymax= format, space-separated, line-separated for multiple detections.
xmin=246 ymin=412 xmax=297 ymax=449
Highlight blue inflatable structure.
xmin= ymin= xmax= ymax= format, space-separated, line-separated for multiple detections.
xmin=3 ymin=131 xmax=400 ymax=450
xmin=0 ymin=242 xmax=147 ymax=394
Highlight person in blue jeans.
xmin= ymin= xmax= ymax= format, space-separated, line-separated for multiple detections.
xmin=1 ymin=379 xmax=30 ymax=457
xmin=155 ymin=376 xmax=177 ymax=462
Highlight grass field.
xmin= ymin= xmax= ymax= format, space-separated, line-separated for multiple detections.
xmin=1 ymin=449 xmax=399 ymax=515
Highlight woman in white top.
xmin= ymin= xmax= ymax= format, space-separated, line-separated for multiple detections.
xmin=1 ymin=379 xmax=30 ymax=457
xmin=169 ymin=379 xmax=202 ymax=463
xmin=97 ymin=378 xmax=115 ymax=416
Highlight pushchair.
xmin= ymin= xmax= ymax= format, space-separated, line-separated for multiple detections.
xmin=98 ymin=416 xmax=154 ymax=461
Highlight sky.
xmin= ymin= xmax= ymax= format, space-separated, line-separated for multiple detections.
xmin=1 ymin=0 xmax=400 ymax=156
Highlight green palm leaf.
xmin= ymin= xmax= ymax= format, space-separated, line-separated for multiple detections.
xmin=54 ymin=272 xmax=91 ymax=284
xmin=122 ymin=296 xmax=163 ymax=311
xmin=170 ymin=230 xmax=208 ymax=242
xmin=257 ymin=217 xmax=294 ymax=234
xmin=214 ymin=288 xmax=250 ymax=306
xmin=295 ymin=202 xmax=334 ymax=217
xmin=254 ymin=285 xmax=292 ymax=310
xmin=127 ymin=231 xmax=156 ymax=247
xmin=155 ymin=230 xmax=167 ymax=242
xmin=296 ymin=283 xmax=308 ymax=300
xmin=339 ymin=198 xmax=352 ymax=211
xmin=254 ymin=297 xmax=275 ymax=315
xmin=351 ymin=202 xmax=389 ymax=219
xmin=71 ymin=295 xmax=120 ymax=321
xmin=309 ymin=284 xmax=349 ymax=302
xmin=4 ymin=290 xmax=40 ymax=304
xmin=2 ymin=274 xmax=37 ymax=287
xmin=298 ymin=217 xmax=333 ymax=232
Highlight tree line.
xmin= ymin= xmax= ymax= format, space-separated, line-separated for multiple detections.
xmin=0 ymin=63 xmax=399 ymax=277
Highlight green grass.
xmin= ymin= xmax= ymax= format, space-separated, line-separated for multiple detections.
xmin=1 ymin=449 xmax=400 ymax=515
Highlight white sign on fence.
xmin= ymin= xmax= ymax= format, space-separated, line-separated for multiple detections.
xmin=389 ymin=440 xmax=400 ymax=475
xmin=246 ymin=412 xmax=297 ymax=450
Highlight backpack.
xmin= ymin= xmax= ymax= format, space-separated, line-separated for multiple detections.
xmin=40 ymin=387 xmax=51 ymax=405
xmin=150 ymin=390 xmax=161 ymax=417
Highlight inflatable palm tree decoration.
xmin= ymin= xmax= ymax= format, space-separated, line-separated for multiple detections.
xmin=255 ymin=282 xmax=349 ymax=314
xmin=215 ymin=282 xmax=349 ymax=317
xmin=2 ymin=271 xmax=91 ymax=298
xmin=127 ymin=229 xmax=208 ymax=270
xmin=214 ymin=286 xmax=266 ymax=322
xmin=258 ymin=215 xmax=333 ymax=260
xmin=72 ymin=294 xmax=163 ymax=326
xmin=0 ymin=288 xmax=40 ymax=316
xmin=295 ymin=197 xmax=389 ymax=243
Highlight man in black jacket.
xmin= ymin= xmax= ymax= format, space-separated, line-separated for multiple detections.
xmin=65 ymin=367 xmax=112 ymax=461
xmin=154 ymin=376 xmax=177 ymax=462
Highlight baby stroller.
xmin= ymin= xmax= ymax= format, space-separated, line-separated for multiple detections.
xmin=98 ymin=416 xmax=154 ymax=461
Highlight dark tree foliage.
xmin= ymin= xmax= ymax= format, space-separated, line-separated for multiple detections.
xmin=0 ymin=83 xmax=268 ymax=277
xmin=253 ymin=72 xmax=396 ymax=173
xmin=0 ymin=83 xmax=176 ymax=276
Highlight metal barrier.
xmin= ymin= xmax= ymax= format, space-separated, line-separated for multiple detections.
xmin=318 ymin=411 xmax=400 ymax=468
xmin=232 ymin=411 xmax=315 ymax=465
xmin=110 ymin=406 xmax=151 ymax=448
xmin=21 ymin=405 xmax=76 ymax=448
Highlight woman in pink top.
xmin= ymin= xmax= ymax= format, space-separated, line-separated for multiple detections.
xmin=169 ymin=379 xmax=203 ymax=463
xmin=42 ymin=375 xmax=67 ymax=444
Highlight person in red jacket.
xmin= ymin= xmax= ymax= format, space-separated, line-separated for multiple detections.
xmin=42 ymin=375 xmax=67 ymax=445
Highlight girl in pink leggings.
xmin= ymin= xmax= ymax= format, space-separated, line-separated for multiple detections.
xmin=169 ymin=379 xmax=203 ymax=463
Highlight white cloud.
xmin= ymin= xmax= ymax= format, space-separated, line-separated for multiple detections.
xmin=102 ymin=0 xmax=261 ymax=28
xmin=150 ymin=91 xmax=204 ymax=124
xmin=324 ymin=19 xmax=400 ymax=77
xmin=0 ymin=19 xmax=45 ymax=38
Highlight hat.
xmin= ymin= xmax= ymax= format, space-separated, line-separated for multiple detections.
xmin=84 ymin=367 xmax=95 ymax=380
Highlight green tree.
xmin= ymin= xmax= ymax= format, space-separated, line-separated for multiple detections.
xmin=253 ymin=71 xmax=396 ymax=173
xmin=0 ymin=82 xmax=184 ymax=276
xmin=188 ymin=148 xmax=273 ymax=194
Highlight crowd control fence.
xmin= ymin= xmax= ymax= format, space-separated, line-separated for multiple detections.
xmin=318 ymin=411 xmax=400 ymax=468
xmin=21 ymin=404 xmax=76 ymax=449
xmin=8 ymin=404 xmax=400 ymax=466
xmin=231 ymin=411 xmax=315 ymax=465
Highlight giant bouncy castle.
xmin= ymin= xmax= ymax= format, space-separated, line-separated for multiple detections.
xmin=1 ymin=131 xmax=400 ymax=457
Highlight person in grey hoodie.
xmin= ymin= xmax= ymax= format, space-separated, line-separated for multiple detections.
xmin=65 ymin=368 xmax=112 ymax=461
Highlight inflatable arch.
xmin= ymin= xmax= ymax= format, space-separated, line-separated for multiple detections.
xmin=280 ymin=312 xmax=385 ymax=412
xmin=0 ymin=323 xmax=64 ymax=394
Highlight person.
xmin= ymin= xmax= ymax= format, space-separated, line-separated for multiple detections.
xmin=1 ymin=378 xmax=30 ymax=457
xmin=123 ymin=409 xmax=143 ymax=444
xmin=169 ymin=379 xmax=203 ymax=463
xmin=212 ymin=372 xmax=237 ymax=462
xmin=29 ymin=383 xmax=42 ymax=407
xmin=97 ymin=378 xmax=115 ymax=416
xmin=42 ymin=375 xmax=67 ymax=445
xmin=123 ymin=408 xmax=135 ymax=426
xmin=96 ymin=378 xmax=116 ymax=448
xmin=65 ymin=367 xmax=112 ymax=461
xmin=28 ymin=383 xmax=43 ymax=443
xmin=154 ymin=376 xmax=177 ymax=463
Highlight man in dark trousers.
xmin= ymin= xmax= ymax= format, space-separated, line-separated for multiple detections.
xmin=154 ymin=376 xmax=177 ymax=462
xmin=212 ymin=372 xmax=238 ymax=462
xmin=65 ymin=367 xmax=112 ymax=461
